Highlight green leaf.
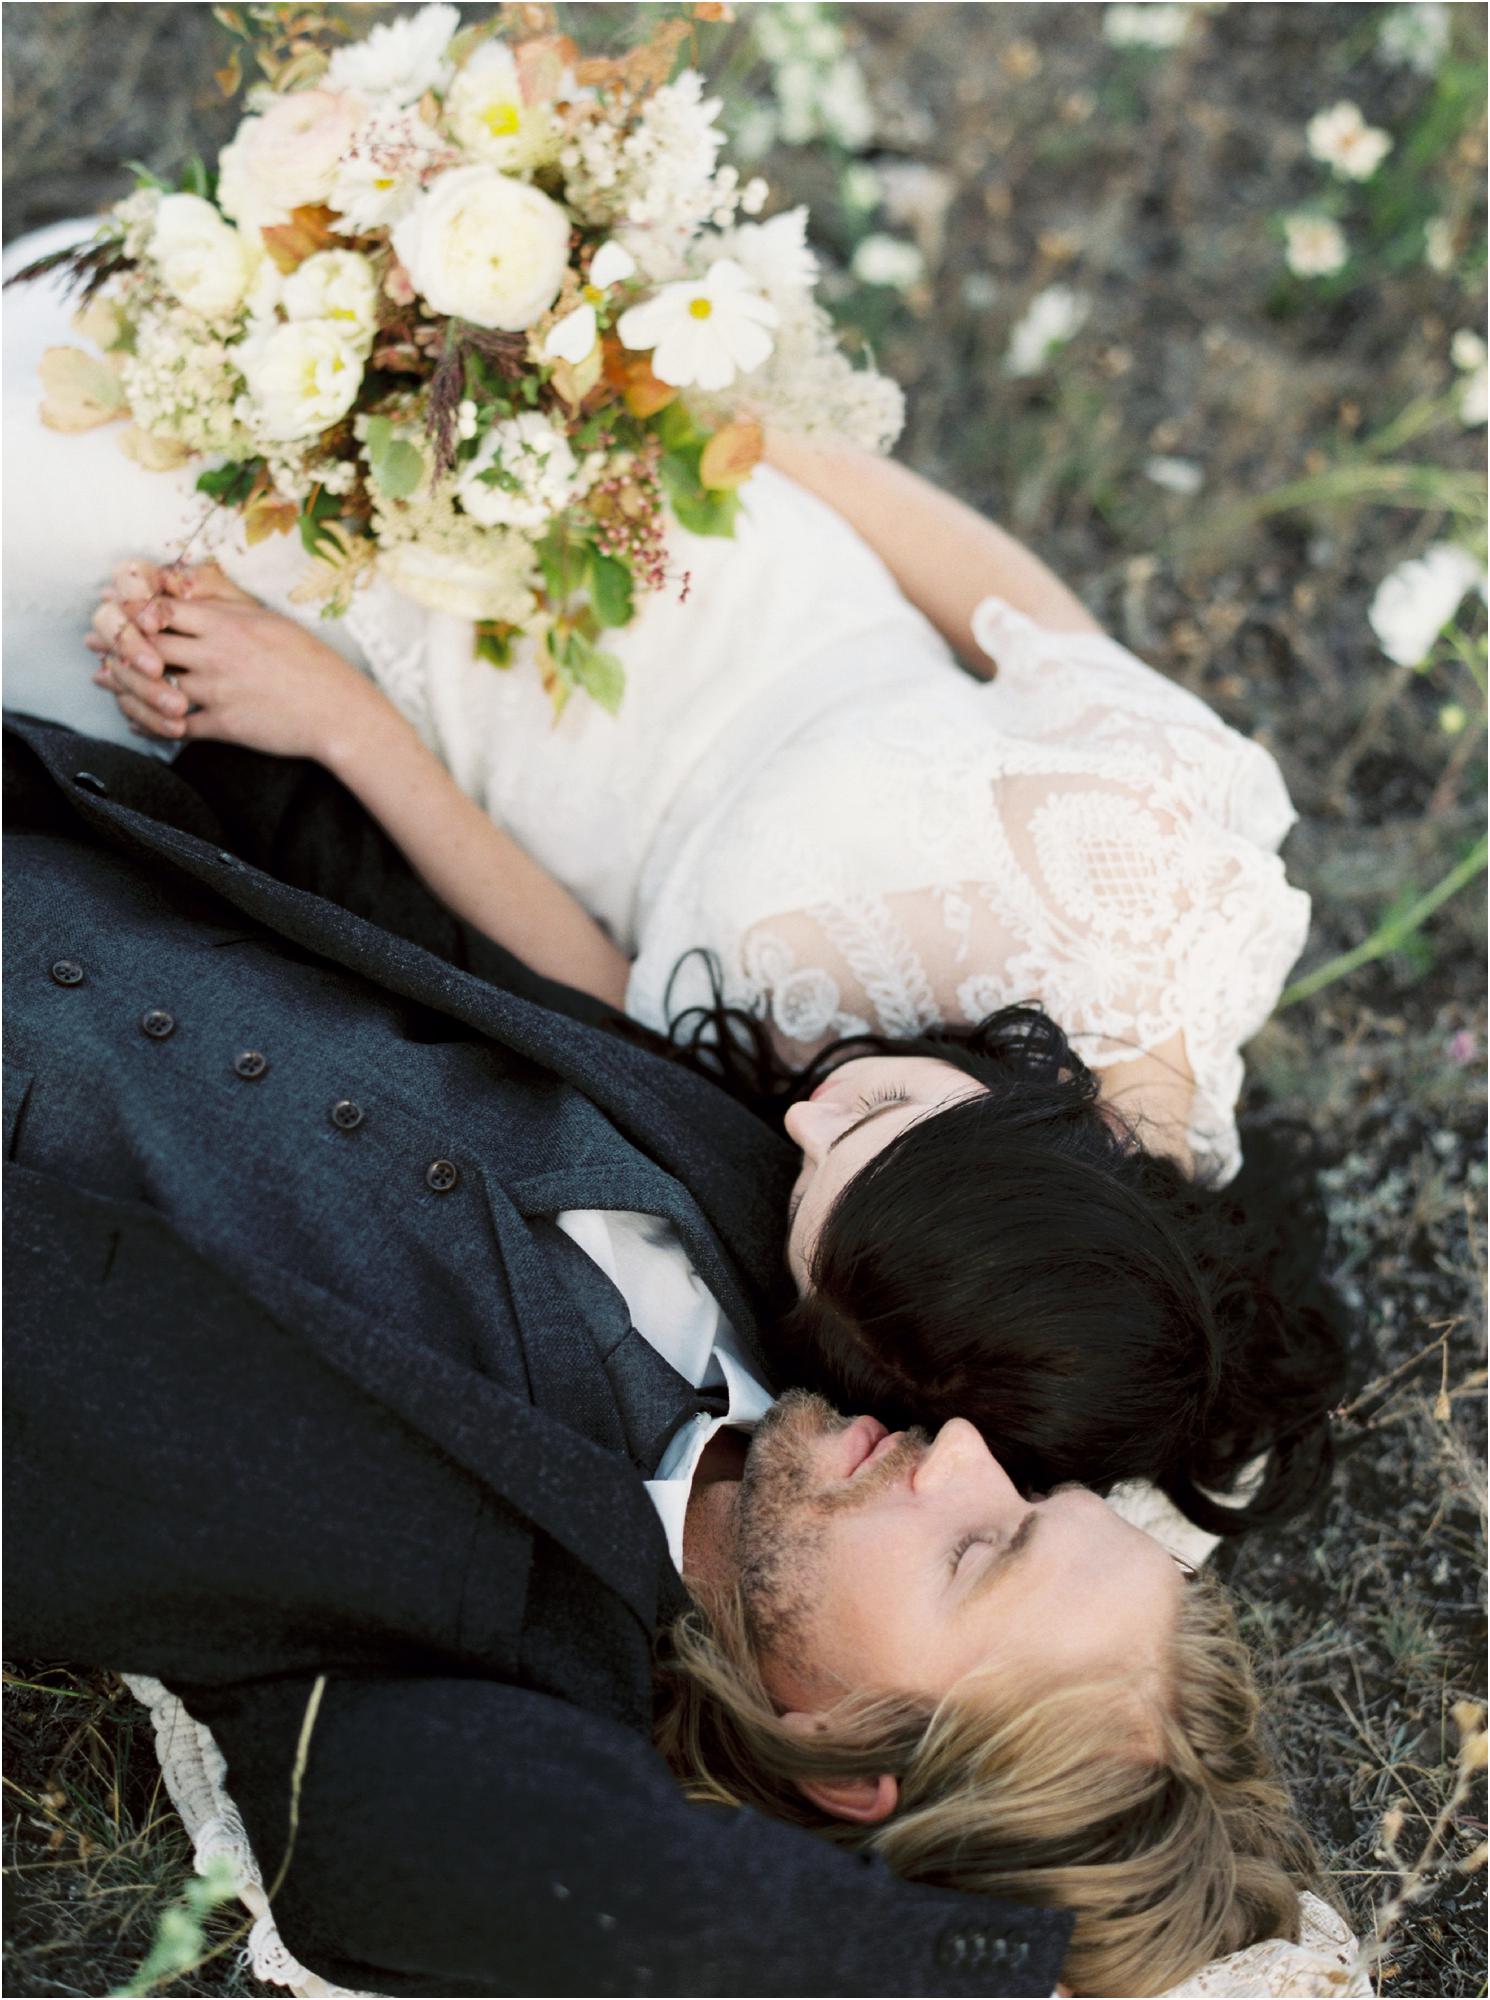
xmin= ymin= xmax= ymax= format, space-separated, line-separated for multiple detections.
xmin=587 ymin=548 xmax=634 ymax=628
xmin=123 ymin=159 xmax=168 ymax=193
xmin=363 ymin=415 xmax=425 ymax=500
xmin=670 ymin=484 xmax=739 ymax=538
xmin=195 ymin=458 xmax=260 ymax=505
xmin=177 ymin=154 xmax=214 ymax=200
xmin=297 ymin=486 xmax=341 ymax=556
xmin=567 ymin=631 xmax=626 ymax=714
xmin=474 ymin=626 xmax=514 ymax=668
xmin=653 ymin=401 xmax=703 ymax=453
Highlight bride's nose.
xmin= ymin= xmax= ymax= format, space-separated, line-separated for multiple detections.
xmin=783 ymin=1098 xmax=833 ymax=1163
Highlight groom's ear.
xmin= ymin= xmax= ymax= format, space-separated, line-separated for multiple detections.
xmin=778 ymin=1711 xmax=900 ymax=1825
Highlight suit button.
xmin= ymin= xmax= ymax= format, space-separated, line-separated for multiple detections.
xmin=216 ymin=851 xmax=240 ymax=868
xmin=141 ymin=1009 xmax=175 ymax=1039
xmin=73 ymin=770 xmax=108 ymax=795
xmin=50 ymin=960 xmax=85 ymax=986
xmin=233 ymin=1050 xmax=268 ymax=1079
xmin=426 ymin=1159 xmax=458 ymax=1192
xmin=935 ymin=1930 xmax=970 ymax=1972
xmin=330 ymin=1099 xmax=364 ymax=1130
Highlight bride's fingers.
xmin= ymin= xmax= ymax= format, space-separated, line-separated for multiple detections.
xmin=114 ymin=689 xmax=187 ymax=742
xmin=111 ymin=559 xmax=167 ymax=605
xmin=90 ymin=601 xmax=164 ymax=676
xmin=98 ymin=652 xmax=191 ymax=721
xmin=165 ymin=560 xmax=256 ymax=606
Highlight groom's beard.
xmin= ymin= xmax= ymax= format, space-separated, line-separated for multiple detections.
xmin=734 ymin=1391 xmax=929 ymax=1664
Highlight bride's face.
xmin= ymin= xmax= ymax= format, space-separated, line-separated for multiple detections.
xmin=782 ymin=1056 xmax=988 ymax=1290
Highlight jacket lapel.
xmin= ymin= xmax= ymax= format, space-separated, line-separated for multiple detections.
xmin=9 ymin=718 xmax=798 ymax=1356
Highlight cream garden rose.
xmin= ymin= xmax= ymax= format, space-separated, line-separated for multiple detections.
xmin=282 ymin=250 xmax=380 ymax=351
xmin=392 ymin=165 xmax=571 ymax=330
xmin=242 ymin=319 xmax=366 ymax=441
xmin=150 ymin=194 xmax=260 ymax=320
xmin=217 ymin=89 xmax=365 ymax=232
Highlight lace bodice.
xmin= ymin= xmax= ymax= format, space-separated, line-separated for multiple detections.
xmin=627 ymin=591 xmax=1309 ymax=1184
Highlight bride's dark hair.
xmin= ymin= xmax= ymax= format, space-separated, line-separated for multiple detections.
xmin=661 ymin=958 xmax=1349 ymax=1537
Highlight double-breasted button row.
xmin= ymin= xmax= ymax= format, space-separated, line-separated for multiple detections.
xmin=934 ymin=1926 xmax=1028 ymax=1973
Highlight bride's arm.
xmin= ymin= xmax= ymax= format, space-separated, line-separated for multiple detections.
xmin=90 ymin=566 xmax=632 ymax=1007
xmin=761 ymin=432 xmax=1103 ymax=672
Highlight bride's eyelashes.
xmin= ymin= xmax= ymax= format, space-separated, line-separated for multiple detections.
xmin=855 ymin=1087 xmax=910 ymax=1113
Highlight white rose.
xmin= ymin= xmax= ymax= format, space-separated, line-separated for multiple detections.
xmin=242 ymin=319 xmax=366 ymax=441
xmin=444 ymin=41 xmax=560 ymax=171
xmin=150 ymin=193 xmax=259 ymax=320
xmin=282 ymin=250 xmax=380 ymax=351
xmin=392 ymin=165 xmax=571 ymax=330
xmin=216 ymin=90 xmax=365 ymax=233
xmin=379 ymin=539 xmax=537 ymax=622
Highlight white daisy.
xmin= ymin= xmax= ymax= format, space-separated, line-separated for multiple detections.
xmin=1283 ymin=213 xmax=1348 ymax=279
xmin=1306 ymin=102 xmax=1393 ymax=182
xmin=616 ymin=259 xmax=779 ymax=392
xmin=1368 ymin=543 xmax=1484 ymax=667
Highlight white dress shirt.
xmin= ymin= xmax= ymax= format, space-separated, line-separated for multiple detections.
xmin=556 ymin=1208 xmax=775 ymax=1571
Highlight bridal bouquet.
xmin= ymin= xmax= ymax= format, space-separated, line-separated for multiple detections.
xmin=27 ymin=1 xmax=903 ymax=713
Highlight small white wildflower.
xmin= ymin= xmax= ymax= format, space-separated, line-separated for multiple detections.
xmin=1439 ymin=701 xmax=1468 ymax=735
xmin=1376 ymin=2 xmax=1450 ymax=76
xmin=1283 ymin=213 xmax=1349 ymax=279
xmin=1103 ymin=4 xmax=1192 ymax=49
xmin=617 ymin=258 xmax=778 ymax=392
xmin=1459 ymin=366 xmax=1488 ymax=427
xmin=1424 ymin=216 xmax=1456 ymax=275
xmin=1368 ymin=542 xmax=1484 ymax=667
xmin=1145 ymin=455 xmax=1205 ymax=494
xmin=817 ymin=57 xmax=875 ymax=150
xmin=850 ymin=233 xmax=925 ymax=290
xmin=457 ymin=398 xmax=479 ymax=442
xmin=841 ymin=163 xmax=884 ymax=214
xmin=1306 ymin=102 xmax=1393 ymax=182
xmin=1005 ymin=284 xmax=1091 ymax=377
xmin=740 ymin=177 xmax=770 ymax=217
xmin=325 ymin=2 xmax=458 ymax=105
xmin=1451 ymin=329 xmax=1486 ymax=373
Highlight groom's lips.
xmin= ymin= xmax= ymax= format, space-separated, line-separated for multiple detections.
xmin=841 ymin=1414 xmax=889 ymax=1478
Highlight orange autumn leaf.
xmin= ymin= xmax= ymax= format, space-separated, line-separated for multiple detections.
xmin=243 ymin=490 xmax=301 ymax=545
xmin=693 ymin=3 xmax=734 ymax=19
xmin=700 ymin=419 xmax=763 ymax=490
xmin=38 ymin=346 xmax=127 ymax=432
xmin=260 ymin=204 xmax=341 ymax=275
xmin=515 ymin=33 xmax=580 ymax=105
xmin=602 ymin=341 xmax=677 ymax=418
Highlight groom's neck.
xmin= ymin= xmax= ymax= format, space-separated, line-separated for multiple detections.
xmin=680 ymin=1426 xmax=748 ymax=1595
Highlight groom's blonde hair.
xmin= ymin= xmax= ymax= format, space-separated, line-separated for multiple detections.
xmin=654 ymin=1573 xmax=1319 ymax=1998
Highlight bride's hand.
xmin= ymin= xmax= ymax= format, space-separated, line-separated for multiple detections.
xmin=89 ymin=561 xmax=374 ymax=761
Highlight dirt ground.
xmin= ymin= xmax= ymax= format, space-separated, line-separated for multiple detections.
xmin=3 ymin=5 xmax=1486 ymax=1996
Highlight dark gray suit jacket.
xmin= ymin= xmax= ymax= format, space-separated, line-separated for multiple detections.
xmin=3 ymin=713 xmax=1072 ymax=1998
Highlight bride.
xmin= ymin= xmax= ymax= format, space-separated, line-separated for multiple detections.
xmin=7 ymin=217 xmax=1346 ymax=1548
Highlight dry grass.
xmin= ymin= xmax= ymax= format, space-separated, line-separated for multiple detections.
xmin=3 ymin=4 xmax=1486 ymax=1995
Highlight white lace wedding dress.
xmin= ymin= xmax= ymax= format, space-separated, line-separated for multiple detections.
xmin=8 ymin=223 xmax=1351 ymax=1999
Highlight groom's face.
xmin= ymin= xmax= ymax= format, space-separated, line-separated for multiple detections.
xmin=733 ymin=1393 xmax=1183 ymax=1713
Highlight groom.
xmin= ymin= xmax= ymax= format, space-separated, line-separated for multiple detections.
xmin=4 ymin=713 xmax=1282 ymax=1998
